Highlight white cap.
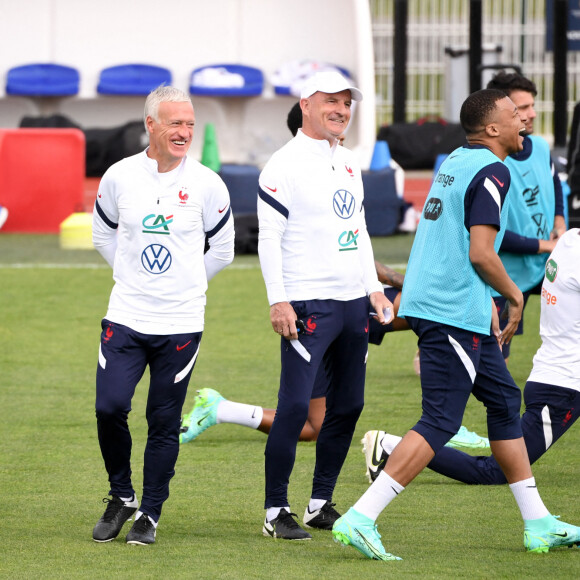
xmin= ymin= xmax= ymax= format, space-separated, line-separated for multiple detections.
xmin=300 ymin=71 xmax=363 ymax=102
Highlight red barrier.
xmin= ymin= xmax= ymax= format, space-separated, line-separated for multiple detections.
xmin=0 ymin=129 xmax=85 ymax=233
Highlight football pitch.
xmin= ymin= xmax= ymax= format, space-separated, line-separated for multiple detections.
xmin=0 ymin=233 xmax=578 ymax=579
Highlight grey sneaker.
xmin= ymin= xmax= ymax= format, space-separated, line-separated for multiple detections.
xmin=303 ymin=501 xmax=341 ymax=530
xmin=263 ymin=508 xmax=312 ymax=540
xmin=93 ymin=494 xmax=138 ymax=542
xmin=126 ymin=514 xmax=156 ymax=545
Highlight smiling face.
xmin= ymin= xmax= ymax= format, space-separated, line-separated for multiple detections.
xmin=146 ymin=100 xmax=195 ymax=172
xmin=507 ymin=89 xmax=536 ymax=135
xmin=300 ymin=89 xmax=352 ymax=145
xmin=490 ymin=96 xmax=527 ymax=158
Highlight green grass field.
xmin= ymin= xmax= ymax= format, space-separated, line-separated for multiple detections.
xmin=0 ymin=234 xmax=578 ymax=579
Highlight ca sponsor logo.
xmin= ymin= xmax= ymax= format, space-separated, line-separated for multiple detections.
xmin=424 ymin=197 xmax=443 ymax=220
xmin=333 ymin=189 xmax=355 ymax=219
xmin=545 ymin=258 xmax=558 ymax=283
xmin=338 ymin=229 xmax=359 ymax=251
xmin=142 ymin=213 xmax=173 ymax=235
xmin=141 ymin=244 xmax=172 ymax=274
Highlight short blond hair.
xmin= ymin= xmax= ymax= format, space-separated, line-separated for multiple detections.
xmin=144 ymin=86 xmax=192 ymax=131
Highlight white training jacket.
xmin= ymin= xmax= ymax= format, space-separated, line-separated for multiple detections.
xmin=257 ymin=130 xmax=382 ymax=306
xmin=92 ymin=150 xmax=234 ymax=334
xmin=528 ymin=228 xmax=580 ymax=393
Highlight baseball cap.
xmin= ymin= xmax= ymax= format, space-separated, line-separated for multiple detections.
xmin=300 ymin=71 xmax=363 ymax=102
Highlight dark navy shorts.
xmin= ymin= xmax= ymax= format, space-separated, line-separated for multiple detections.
xmin=405 ymin=316 xmax=523 ymax=452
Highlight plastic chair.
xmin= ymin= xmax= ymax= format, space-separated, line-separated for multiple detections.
xmin=97 ymin=64 xmax=172 ymax=95
xmin=6 ymin=63 xmax=80 ymax=96
xmin=190 ymin=64 xmax=263 ymax=97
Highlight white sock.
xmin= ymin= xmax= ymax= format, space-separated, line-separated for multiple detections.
xmin=381 ymin=433 xmax=402 ymax=455
xmin=308 ymin=498 xmax=327 ymax=512
xmin=134 ymin=510 xmax=158 ymax=528
xmin=353 ymin=471 xmax=404 ymax=521
xmin=266 ymin=506 xmax=290 ymax=522
xmin=509 ymin=477 xmax=550 ymax=521
xmin=216 ymin=400 xmax=263 ymax=429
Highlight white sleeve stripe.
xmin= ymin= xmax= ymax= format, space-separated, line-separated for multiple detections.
xmin=483 ymin=177 xmax=501 ymax=212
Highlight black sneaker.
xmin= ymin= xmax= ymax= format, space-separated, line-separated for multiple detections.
xmin=93 ymin=494 xmax=138 ymax=542
xmin=361 ymin=430 xmax=389 ymax=483
xmin=126 ymin=514 xmax=156 ymax=545
xmin=262 ymin=508 xmax=312 ymax=540
xmin=303 ymin=501 xmax=341 ymax=530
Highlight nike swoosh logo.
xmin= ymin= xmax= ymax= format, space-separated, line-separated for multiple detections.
xmin=491 ymin=175 xmax=505 ymax=187
xmin=265 ymin=185 xmax=277 ymax=193
xmin=218 ymin=205 xmax=229 ymax=213
xmin=370 ymin=436 xmax=383 ymax=468
xmin=176 ymin=340 xmax=192 ymax=351
xmin=572 ymin=196 xmax=580 ymax=210
xmin=197 ymin=412 xmax=211 ymax=427
xmin=357 ymin=530 xmax=384 ymax=559
xmin=552 ymin=532 xmax=568 ymax=538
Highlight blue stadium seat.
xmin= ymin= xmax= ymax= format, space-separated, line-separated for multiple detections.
xmin=190 ymin=64 xmax=263 ymax=97
xmin=272 ymin=62 xmax=353 ymax=96
xmin=97 ymin=64 xmax=172 ymax=95
xmin=6 ymin=63 xmax=80 ymax=96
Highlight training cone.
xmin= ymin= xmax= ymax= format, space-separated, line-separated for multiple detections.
xmin=369 ymin=140 xmax=391 ymax=171
xmin=59 ymin=212 xmax=93 ymax=250
xmin=201 ymin=123 xmax=221 ymax=173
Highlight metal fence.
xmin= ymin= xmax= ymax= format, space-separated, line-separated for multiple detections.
xmin=371 ymin=0 xmax=580 ymax=144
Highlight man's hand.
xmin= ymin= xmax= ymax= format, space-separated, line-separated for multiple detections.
xmin=498 ymin=294 xmax=524 ymax=346
xmin=551 ymin=215 xmax=567 ymax=240
xmin=270 ymin=301 xmax=299 ymax=339
xmin=369 ymin=291 xmax=394 ymax=325
xmin=538 ymin=238 xmax=557 ymax=254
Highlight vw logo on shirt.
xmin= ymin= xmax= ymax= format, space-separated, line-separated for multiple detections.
xmin=141 ymin=244 xmax=172 ymax=274
xmin=333 ymin=190 xmax=355 ymax=219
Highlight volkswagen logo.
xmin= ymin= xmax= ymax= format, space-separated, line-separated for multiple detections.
xmin=333 ymin=189 xmax=355 ymax=219
xmin=141 ymin=244 xmax=172 ymax=274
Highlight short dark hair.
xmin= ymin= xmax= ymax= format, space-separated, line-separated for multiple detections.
xmin=460 ymin=89 xmax=508 ymax=135
xmin=287 ymin=102 xmax=302 ymax=136
xmin=486 ymin=70 xmax=537 ymax=97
